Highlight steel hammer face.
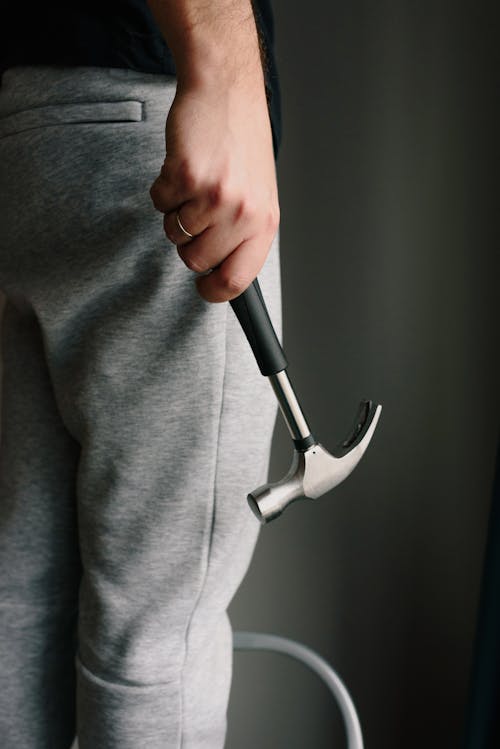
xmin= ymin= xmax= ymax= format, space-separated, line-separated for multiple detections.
xmin=248 ymin=400 xmax=382 ymax=524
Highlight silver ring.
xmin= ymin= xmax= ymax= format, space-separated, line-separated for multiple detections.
xmin=176 ymin=210 xmax=194 ymax=239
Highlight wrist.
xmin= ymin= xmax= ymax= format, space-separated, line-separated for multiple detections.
xmin=176 ymin=31 xmax=264 ymax=92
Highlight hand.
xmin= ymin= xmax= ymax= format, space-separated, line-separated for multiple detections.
xmin=149 ymin=75 xmax=280 ymax=303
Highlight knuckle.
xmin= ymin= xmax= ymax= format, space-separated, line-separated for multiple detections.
xmin=233 ymin=197 xmax=279 ymax=229
xmin=177 ymin=158 xmax=198 ymax=193
xmin=207 ymin=183 xmax=221 ymax=208
xmin=207 ymin=180 xmax=228 ymax=208
xmin=235 ymin=197 xmax=256 ymax=223
xmin=219 ymin=272 xmax=248 ymax=297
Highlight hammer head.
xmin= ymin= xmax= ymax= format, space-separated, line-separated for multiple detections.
xmin=248 ymin=400 xmax=382 ymax=524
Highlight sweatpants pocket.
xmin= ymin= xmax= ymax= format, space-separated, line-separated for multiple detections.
xmin=0 ymin=100 xmax=143 ymax=139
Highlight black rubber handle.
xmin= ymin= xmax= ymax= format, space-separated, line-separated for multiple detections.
xmin=229 ymin=278 xmax=287 ymax=376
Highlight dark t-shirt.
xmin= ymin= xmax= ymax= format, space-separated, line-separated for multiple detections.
xmin=0 ymin=0 xmax=282 ymax=159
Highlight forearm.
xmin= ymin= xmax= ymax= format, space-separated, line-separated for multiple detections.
xmin=146 ymin=0 xmax=266 ymax=89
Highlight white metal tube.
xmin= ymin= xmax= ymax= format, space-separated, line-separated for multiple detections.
xmin=233 ymin=631 xmax=364 ymax=749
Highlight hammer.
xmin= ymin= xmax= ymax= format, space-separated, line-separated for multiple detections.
xmin=230 ymin=278 xmax=382 ymax=524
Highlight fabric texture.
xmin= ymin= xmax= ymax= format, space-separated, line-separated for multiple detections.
xmin=0 ymin=65 xmax=282 ymax=748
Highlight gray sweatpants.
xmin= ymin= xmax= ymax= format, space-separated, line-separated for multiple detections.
xmin=0 ymin=66 xmax=282 ymax=749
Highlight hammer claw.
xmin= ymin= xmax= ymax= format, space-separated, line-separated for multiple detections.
xmin=247 ymin=399 xmax=382 ymax=524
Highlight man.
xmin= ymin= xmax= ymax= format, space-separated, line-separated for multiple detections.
xmin=0 ymin=1 xmax=283 ymax=747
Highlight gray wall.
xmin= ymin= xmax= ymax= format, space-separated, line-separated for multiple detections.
xmin=226 ymin=2 xmax=498 ymax=748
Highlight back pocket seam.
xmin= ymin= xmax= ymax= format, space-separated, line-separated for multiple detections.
xmin=0 ymin=100 xmax=144 ymax=139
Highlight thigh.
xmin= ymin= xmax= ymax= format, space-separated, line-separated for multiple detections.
xmin=0 ymin=299 xmax=80 ymax=749
xmin=0 ymin=299 xmax=81 ymax=600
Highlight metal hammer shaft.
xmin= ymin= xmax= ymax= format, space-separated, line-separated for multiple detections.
xmin=268 ymin=370 xmax=316 ymax=448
